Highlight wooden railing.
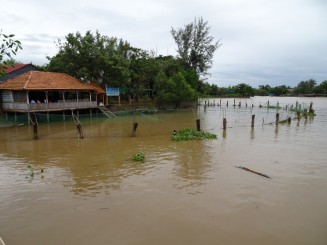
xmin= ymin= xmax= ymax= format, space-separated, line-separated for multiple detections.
xmin=2 ymin=101 xmax=98 ymax=112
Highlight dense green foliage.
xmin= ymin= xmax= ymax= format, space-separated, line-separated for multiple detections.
xmin=293 ymin=79 xmax=316 ymax=95
xmin=313 ymin=80 xmax=327 ymax=95
xmin=172 ymin=128 xmax=217 ymax=141
xmin=0 ymin=31 xmax=22 ymax=76
xmin=47 ymin=31 xmax=137 ymax=87
xmin=46 ymin=30 xmax=200 ymax=107
xmin=155 ymin=72 xmax=197 ymax=108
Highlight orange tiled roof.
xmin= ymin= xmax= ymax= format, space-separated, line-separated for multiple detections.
xmin=0 ymin=71 xmax=100 ymax=92
xmin=3 ymin=64 xmax=31 ymax=74
xmin=87 ymin=82 xmax=106 ymax=94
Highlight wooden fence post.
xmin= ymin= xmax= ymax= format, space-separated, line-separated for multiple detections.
xmin=276 ymin=113 xmax=279 ymax=125
xmin=251 ymin=114 xmax=255 ymax=128
xmin=196 ymin=119 xmax=201 ymax=131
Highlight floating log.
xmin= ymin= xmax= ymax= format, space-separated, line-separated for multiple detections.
xmin=235 ymin=166 xmax=271 ymax=179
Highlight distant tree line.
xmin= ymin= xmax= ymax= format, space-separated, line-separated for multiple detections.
xmin=198 ymin=79 xmax=327 ymax=97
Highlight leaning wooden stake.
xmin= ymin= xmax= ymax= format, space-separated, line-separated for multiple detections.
xmin=309 ymin=102 xmax=314 ymax=113
xmin=131 ymin=122 xmax=138 ymax=137
xmin=72 ymin=112 xmax=84 ymax=139
xmin=29 ymin=113 xmax=38 ymax=140
xmin=235 ymin=166 xmax=271 ymax=178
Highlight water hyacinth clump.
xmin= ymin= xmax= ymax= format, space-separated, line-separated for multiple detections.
xmin=132 ymin=152 xmax=145 ymax=162
xmin=172 ymin=128 xmax=217 ymax=141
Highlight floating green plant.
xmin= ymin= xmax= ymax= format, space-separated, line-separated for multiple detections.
xmin=266 ymin=105 xmax=281 ymax=109
xmin=27 ymin=165 xmax=34 ymax=177
xmin=172 ymin=128 xmax=217 ymax=141
xmin=26 ymin=165 xmax=44 ymax=179
xmin=132 ymin=152 xmax=145 ymax=162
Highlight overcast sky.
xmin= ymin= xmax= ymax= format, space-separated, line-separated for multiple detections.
xmin=2 ymin=0 xmax=327 ymax=87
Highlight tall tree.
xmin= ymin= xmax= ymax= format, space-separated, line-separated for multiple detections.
xmin=171 ymin=17 xmax=221 ymax=80
xmin=0 ymin=31 xmax=22 ymax=76
xmin=313 ymin=80 xmax=327 ymax=95
xmin=293 ymin=79 xmax=317 ymax=95
xmin=234 ymin=83 xmax=254 ymax=96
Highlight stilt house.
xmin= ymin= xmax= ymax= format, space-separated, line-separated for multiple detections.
xmin=0 ymin=71 xmax=105 ymax=113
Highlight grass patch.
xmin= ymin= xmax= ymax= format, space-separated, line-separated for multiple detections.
xmin=172 ymin=128 xmax=217 ymax=141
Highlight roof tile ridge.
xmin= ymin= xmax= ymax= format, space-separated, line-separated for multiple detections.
xmin=24 ymin=71 xmax=34 ymax=89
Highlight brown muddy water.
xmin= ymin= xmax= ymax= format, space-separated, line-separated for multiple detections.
xmin=1 ymin=96 xmax=327 ymax=245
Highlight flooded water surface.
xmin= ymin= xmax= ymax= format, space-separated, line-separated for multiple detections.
xmin=1 ymin=97 xmax=327 ymax=245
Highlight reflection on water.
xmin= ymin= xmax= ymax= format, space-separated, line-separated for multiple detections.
xmin=1 ymin=97 xmax=327 ymax=245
